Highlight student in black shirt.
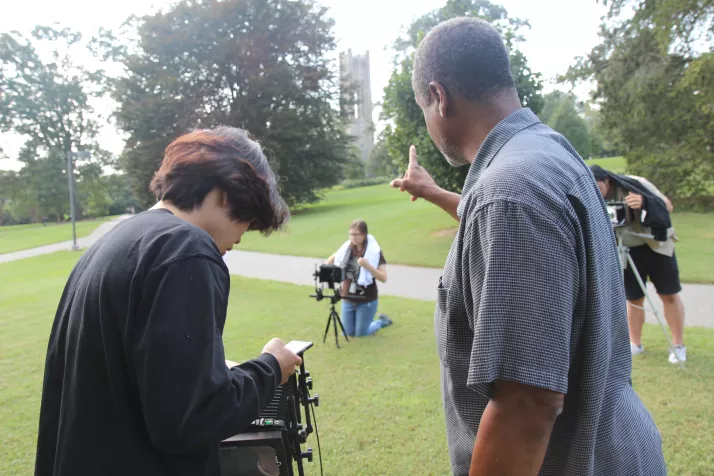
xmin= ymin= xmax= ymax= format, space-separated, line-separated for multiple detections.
xmin=35 ymin=126 xmax=302 ymax=476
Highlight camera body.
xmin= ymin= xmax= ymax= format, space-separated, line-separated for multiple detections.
xmin=606 ymin=201 xmax=631 ymax=228
xmin=314 ymin=264 xmax=344 ymax=288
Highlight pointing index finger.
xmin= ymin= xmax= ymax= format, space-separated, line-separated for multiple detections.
xmin=409 ymin=145 xmax=419 ymax=167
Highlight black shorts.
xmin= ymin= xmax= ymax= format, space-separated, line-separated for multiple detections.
xmin=623 ymin=245 xmax=682 ymax=301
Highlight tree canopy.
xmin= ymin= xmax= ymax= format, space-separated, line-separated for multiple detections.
xmin=0 ymin=27 xmax=113 ymax=223
xmin=109 ymin=0 xmax=354 ymax=208
xmin=380 ymin=0 xmax=544 ymax=192
xmin=565 ymin=0 xmax=714 ymax=198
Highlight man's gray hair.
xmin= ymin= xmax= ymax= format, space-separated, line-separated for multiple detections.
xmin=412 ymin=17 xmax=515 ymax=105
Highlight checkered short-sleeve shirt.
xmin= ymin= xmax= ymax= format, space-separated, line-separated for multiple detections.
xmin=436 ymin=108 xmax=666 ymax=475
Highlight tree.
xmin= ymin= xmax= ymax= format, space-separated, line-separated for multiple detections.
xmin=381 ymin=0 xmax=544 ymax=193
xmin=0 ymin=26 xmax=113 ymax=222
xmin=366 ymin=135 xmax=400 ymax=178
xmin=564 ymin=0 xmax=714 ymax=198
xmin=0 ymin=170 xmax=21 ymax=225
xmin=0 ymin=27 xmax=107 ymax=160
xmin=109 ymin=0 xmax=353 ymax=208
xmin=540 ymin=91 xmax=592 ymax=158
xmin=539 ymin=90 xmax=568 ymax=125
xmin=580 ymin=103 xmax=617 ymax=158
xmin=17 ymin=146 xmax=70 ymax=222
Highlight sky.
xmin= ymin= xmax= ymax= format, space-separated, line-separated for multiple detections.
xmin=0 ymin=0 xmax=609 ymax=171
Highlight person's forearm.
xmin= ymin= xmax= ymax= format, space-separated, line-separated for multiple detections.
xmin=470 ymin=399 xmax=556 ymax=476
xmin=423 ymin=186 xmax=461 ymax=222
xmin=365 ymin=266 xmax=386 ymax=282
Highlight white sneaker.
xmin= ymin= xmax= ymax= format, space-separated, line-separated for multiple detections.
xmin=630 ymin=343 xmax=644 ymax=355
xmin=668 ymin=345 xmax=687 ymax=364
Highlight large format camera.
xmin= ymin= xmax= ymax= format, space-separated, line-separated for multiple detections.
xmin=220 ymin=342 xmax=321 ymax=476
xmin=313 ymin=264 xmax=344 ymax=290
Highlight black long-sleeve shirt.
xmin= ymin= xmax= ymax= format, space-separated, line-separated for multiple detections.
xmin=35 ymin=209 xmax=282 ymax=476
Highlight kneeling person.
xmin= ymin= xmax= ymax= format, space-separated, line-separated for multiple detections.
xmin=325 ymin=220 xmax=392 ymax=336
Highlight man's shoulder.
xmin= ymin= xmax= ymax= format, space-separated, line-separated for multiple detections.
xmin=468 ymin=155 xmax=581 ymax=217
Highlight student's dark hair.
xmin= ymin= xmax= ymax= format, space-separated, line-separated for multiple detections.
xmin=412 ymin=17 xmax=516 ymax=105
xmin=149 ymin=126 xmax=289 ymax=235
xmin=589 ymin=164 xmax=609 ymax=182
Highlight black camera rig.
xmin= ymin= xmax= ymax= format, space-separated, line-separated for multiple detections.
xmin=220 ymin=342 xmax=322 ymax=476
xmin=312 ymin=264 xmax=344 ymax=290
xmin=309 ymin=264 xmax=363 ymax=349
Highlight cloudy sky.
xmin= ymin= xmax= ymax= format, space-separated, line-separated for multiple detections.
xmin=0 ymin=0 xmax=608 ymax=170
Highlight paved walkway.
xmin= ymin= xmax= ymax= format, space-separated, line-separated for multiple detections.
xmin=223 ymin=250 xmax=714 ymax=329
xmin=2 ymin=214 xmax=712 ymax=328
xmin=0 ymin=215 xmax=133 ymax=264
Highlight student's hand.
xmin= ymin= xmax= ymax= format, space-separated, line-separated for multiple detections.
xmin=262 ymin=338 xmax=302 ymax=385
xmin=625 ymin=193 xmax=643 ymax=210
xmin=357 ymin=257 xmax=371 ymax=270
xmin=390 ymin=145 xmax=439 ymax=202
xmin=225 ymin=359 xmax=239 ymax=369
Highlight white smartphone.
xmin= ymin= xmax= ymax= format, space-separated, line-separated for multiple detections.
xmin=285 ymin=340 xmax=313 ymax=356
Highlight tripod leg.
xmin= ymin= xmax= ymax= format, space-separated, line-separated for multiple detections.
xmin=626 ymin=251 xmax=684 ymax=368
xmin=334 ymin=310 xmax=349 ymax=342
xmin=332 ymin=310 xmax=340 ymax=349
xmin=322 ymin=311 xmax=332 ymax=344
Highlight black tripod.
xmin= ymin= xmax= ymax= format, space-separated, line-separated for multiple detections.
xmin=320 ymin=291 xmax=349 ymax=349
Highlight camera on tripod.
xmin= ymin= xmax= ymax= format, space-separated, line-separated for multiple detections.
xmin=309 ymin=264 xmax=351 ymax=348
xmin=607 ymin=201 xmax=631 ymax=228
xmin=220 ymin=341 xmax=321 ymax=476
xmin=312 ymin=264 xmax=344 ymax=291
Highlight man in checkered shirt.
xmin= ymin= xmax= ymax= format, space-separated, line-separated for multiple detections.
xmin=391 ymin=18 xmax=666 ymax=476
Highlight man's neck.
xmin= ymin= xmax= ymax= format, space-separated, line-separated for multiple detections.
xmin=463 ymin=93 xmax=523 ymax=163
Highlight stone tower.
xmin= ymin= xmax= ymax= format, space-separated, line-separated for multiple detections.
xmin=339 ymin=49 xmax=374 ymax=164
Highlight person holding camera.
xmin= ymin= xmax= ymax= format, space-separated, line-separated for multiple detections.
xmin=590 ymin=164 xmax=686 ymax=363
xmin=324 ymin=220 xmax=392 ymax=337
xmin=35 ymin=126 xmax=303 ymax=476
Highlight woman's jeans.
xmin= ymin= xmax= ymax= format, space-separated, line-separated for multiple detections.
xmin=341 ymin=299 xmax=385 ymax=337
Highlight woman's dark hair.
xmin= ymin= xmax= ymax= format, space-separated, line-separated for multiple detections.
xmin=349 ymin=219 xmax=368 ymax=236
xmin=150 ymin=126 xmax=289 ymax=235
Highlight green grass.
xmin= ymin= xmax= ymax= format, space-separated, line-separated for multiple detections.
xmin=585 ymin=156 xmax=627 ymax=173
xmin=240 ymin=184 xmax=456 ymax=268
xmin=1 ymin=252 xmax=713 ymax=475
xmin=0 ymin=217 xmax=114 ymax=254
xmin=240 ymin=184 xmax=714 ymax=283
xmin=669 ymin=213 xmax=714 ymax=283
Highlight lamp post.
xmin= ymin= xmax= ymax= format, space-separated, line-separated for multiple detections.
xmin=66 ymin=150 xmax=90 ymax=251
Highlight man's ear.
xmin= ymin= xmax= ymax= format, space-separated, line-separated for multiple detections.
xmin=429 ymin=81 xmax=449 ymax=118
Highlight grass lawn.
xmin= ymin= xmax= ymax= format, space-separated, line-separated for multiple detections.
xmin=1 ymin=252 xmax=713 ymax=475
xmin=239 ymin=184 xmax=456 ymax=268
xmin=0 ymin=217 xmax=115 ymax=255
xmin=240 ymin=184 xmax=714 ymax=283
xmin=585 ymin=156 xmax=627 ymax=173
